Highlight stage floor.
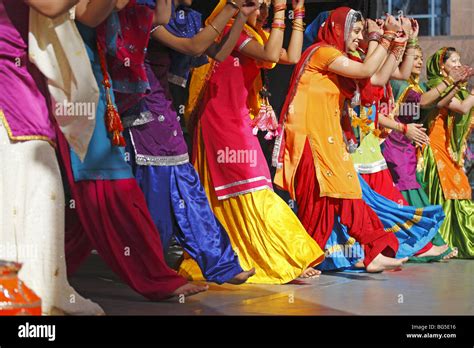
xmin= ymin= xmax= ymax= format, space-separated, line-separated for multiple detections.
xmin=70 ymin=255 xmax=473 ymax=316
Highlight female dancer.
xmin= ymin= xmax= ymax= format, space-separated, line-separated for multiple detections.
xmin=346 ymin=19 xmax=449 ymax=262
xmin=0 ymin=0 xmax=103 ymax=315
xmin=179 ymin=0 xmax=325 ymax=284
xmin=274 ymin=7 xmax=408 ymax=273
xmin=291 ymin=11 xmax=448 ymax=270
xmin=56 ymin=0 xmax=208 ymax=300
xmin=119 ymin=0 xmax=258 ymax=284
xmin=383 ymin=46 xmax=466 ymax=261
xmin=419 ymin=47 xmax=474 ymax=258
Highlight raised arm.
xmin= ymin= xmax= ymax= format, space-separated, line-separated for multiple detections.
xmin=239 ymin=0 xmax=287 ymax=64
xmin=206 ymin=4 xmax=259 ymax=62
xmin=24 ymin=0 xmax=79 ymax=18
xmin=75 ymin=0 xmax=117 ymax=27
xmin=446 ymin=85 xmax=474 ymax=114
xmin=153 ymin=0 xmax=172 ymax=25
xmin=151 ymin=0 xmax=247 ymax=57
xmin=364 ymin=19 xmax=384 ymax=59
xmin=279 ymin=0 xmax=306 ymax=65
xmin=420 ymin=67 xmax=468 ymax=108
xmin=328 ymin=16 xmax=401 ymax=79
xmin=370 ymin=37 xmax=404 ymax=86
xmin=391 ymin=18 xmax=419 ymax=80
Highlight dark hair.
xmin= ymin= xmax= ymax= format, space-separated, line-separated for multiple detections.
xmin=442 ymin=47 xmax=457 ymax=63
xmin=353 ymin=11 xmax=363 ymax=23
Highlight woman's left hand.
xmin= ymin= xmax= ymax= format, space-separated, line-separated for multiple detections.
xmin=292 ymin=0 xmax=305 ymax=10
xmin=240 ymin=1 xmax=259 ymax=17
xmin=410 ymin=19 xmax=419 ymax=39
xmin=400 ymin=16 xmax=412 ymax=38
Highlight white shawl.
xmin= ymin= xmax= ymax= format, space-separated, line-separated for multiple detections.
xmin=28 ymin=6 xmax=98 ymax=161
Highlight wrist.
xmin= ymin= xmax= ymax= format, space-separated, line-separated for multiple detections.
xmin=225 ymin=0 xmax=241 ymax=10
xmin=292 ymin=7 xmax=305 ymax=20
xmin=237 ymin=11 xmax=249 ymax=20
xmin=368 ymin=31 xmax=382 ymax=43
xmin=406 ymin=37 xmax=418 ymax=49
xmin=274 ymin=3 xmax=287 ymax=14
xmin=445 ymin=75 xmax=455 ymax=85
xmin=274 ymin=13 xmax=285 ymax=20
xmin=292 ymin=20 xmax=305 ymax=32
xmin=383 ymin=30 xmax=397 ymax=41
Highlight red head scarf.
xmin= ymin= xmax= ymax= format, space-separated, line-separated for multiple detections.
xmin=273 ymin=7 xmax=363 ymax=167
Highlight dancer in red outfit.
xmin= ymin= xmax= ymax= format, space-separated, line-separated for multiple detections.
xmin=274 ymin=8 xmax=407 ymax=272
xmin=58 ymin=0 xmax=207 ymax=300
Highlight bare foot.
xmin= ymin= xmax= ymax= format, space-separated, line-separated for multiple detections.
xmin=226 ymin=268 xmax=256 ymax=285
xmin=443 ymin=247 xmax=458 ymax=261
xmin=354 ymin=260 xmax=365 ymax=269
xmin=366 ymin=254 xmax=408 ymax=273
xmin=417 ymin=244 xmax=449 ymax=258
xmin=171 ymin=283 xmax=208 ymax=298
xmin=299 ymin=268 xmax=322 ymax=278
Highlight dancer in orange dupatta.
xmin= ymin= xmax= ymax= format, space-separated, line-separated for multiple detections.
xmin=274 ymin=7 xmax=407 ymax=272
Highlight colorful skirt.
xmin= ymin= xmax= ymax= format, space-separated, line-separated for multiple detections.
xmin=125 ymin=126 xmax=245 ymax=284
xmin=179 ymin=130 xmax=324 ymax=284
xmin=317 ymin=174 xmax=445 ymax=271
xmin=419 ymin=146 xmax=474 ymax=258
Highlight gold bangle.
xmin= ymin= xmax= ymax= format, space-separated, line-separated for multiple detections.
xmin=226 ymin=0 xmax=240 ymax=10
xmin=208 ymin=23 xmax=221 ymax=35
xmin=441 ymin=79 xmax=450 ymax=87
xmin=435 ymin=85 xmax=442 ymax=96
xmin=446 ymin=75 xmax=455 ymax=85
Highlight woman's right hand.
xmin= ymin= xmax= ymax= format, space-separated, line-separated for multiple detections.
xmin=405 ymin=123 xmax=429 ymax=147
xmin=449 ymin=66 xmax=468 ymax=84
xmin=400 ymin=16 xmax=412 ymax=38
xmin=384 ymin=14 xmax=401 ymax=33
xmin=367 ymin=19 xmax=381 ymax=34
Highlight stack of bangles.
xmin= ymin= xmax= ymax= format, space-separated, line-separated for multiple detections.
xmin=368 ymin=31 xmax=382 ymax=43
xmin=434 ymin=76 xmax=458 ymax=96
xmin=397 ymin=122 xmax=408 ymax=135
xmin=380 ymin=30 xmax=397 ymax=50
xmin=272 ymin=4 xmax=287 ymax=31
xmin=292 ymin=7 xmax=305 ymax=31
xmin=406 ymin=37 xmax=418 ymax=49
xmin=390 ymin=40 xmax=406 ymax=61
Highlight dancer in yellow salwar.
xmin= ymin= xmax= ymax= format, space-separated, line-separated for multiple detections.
xmin=179 ymin=0 xmax=324 ymax=284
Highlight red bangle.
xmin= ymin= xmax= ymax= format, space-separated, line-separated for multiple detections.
xmin=403 ymin=123 xmax=408 ymax=135
xmin=272 ymin=22 xmax=286 ymax=30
